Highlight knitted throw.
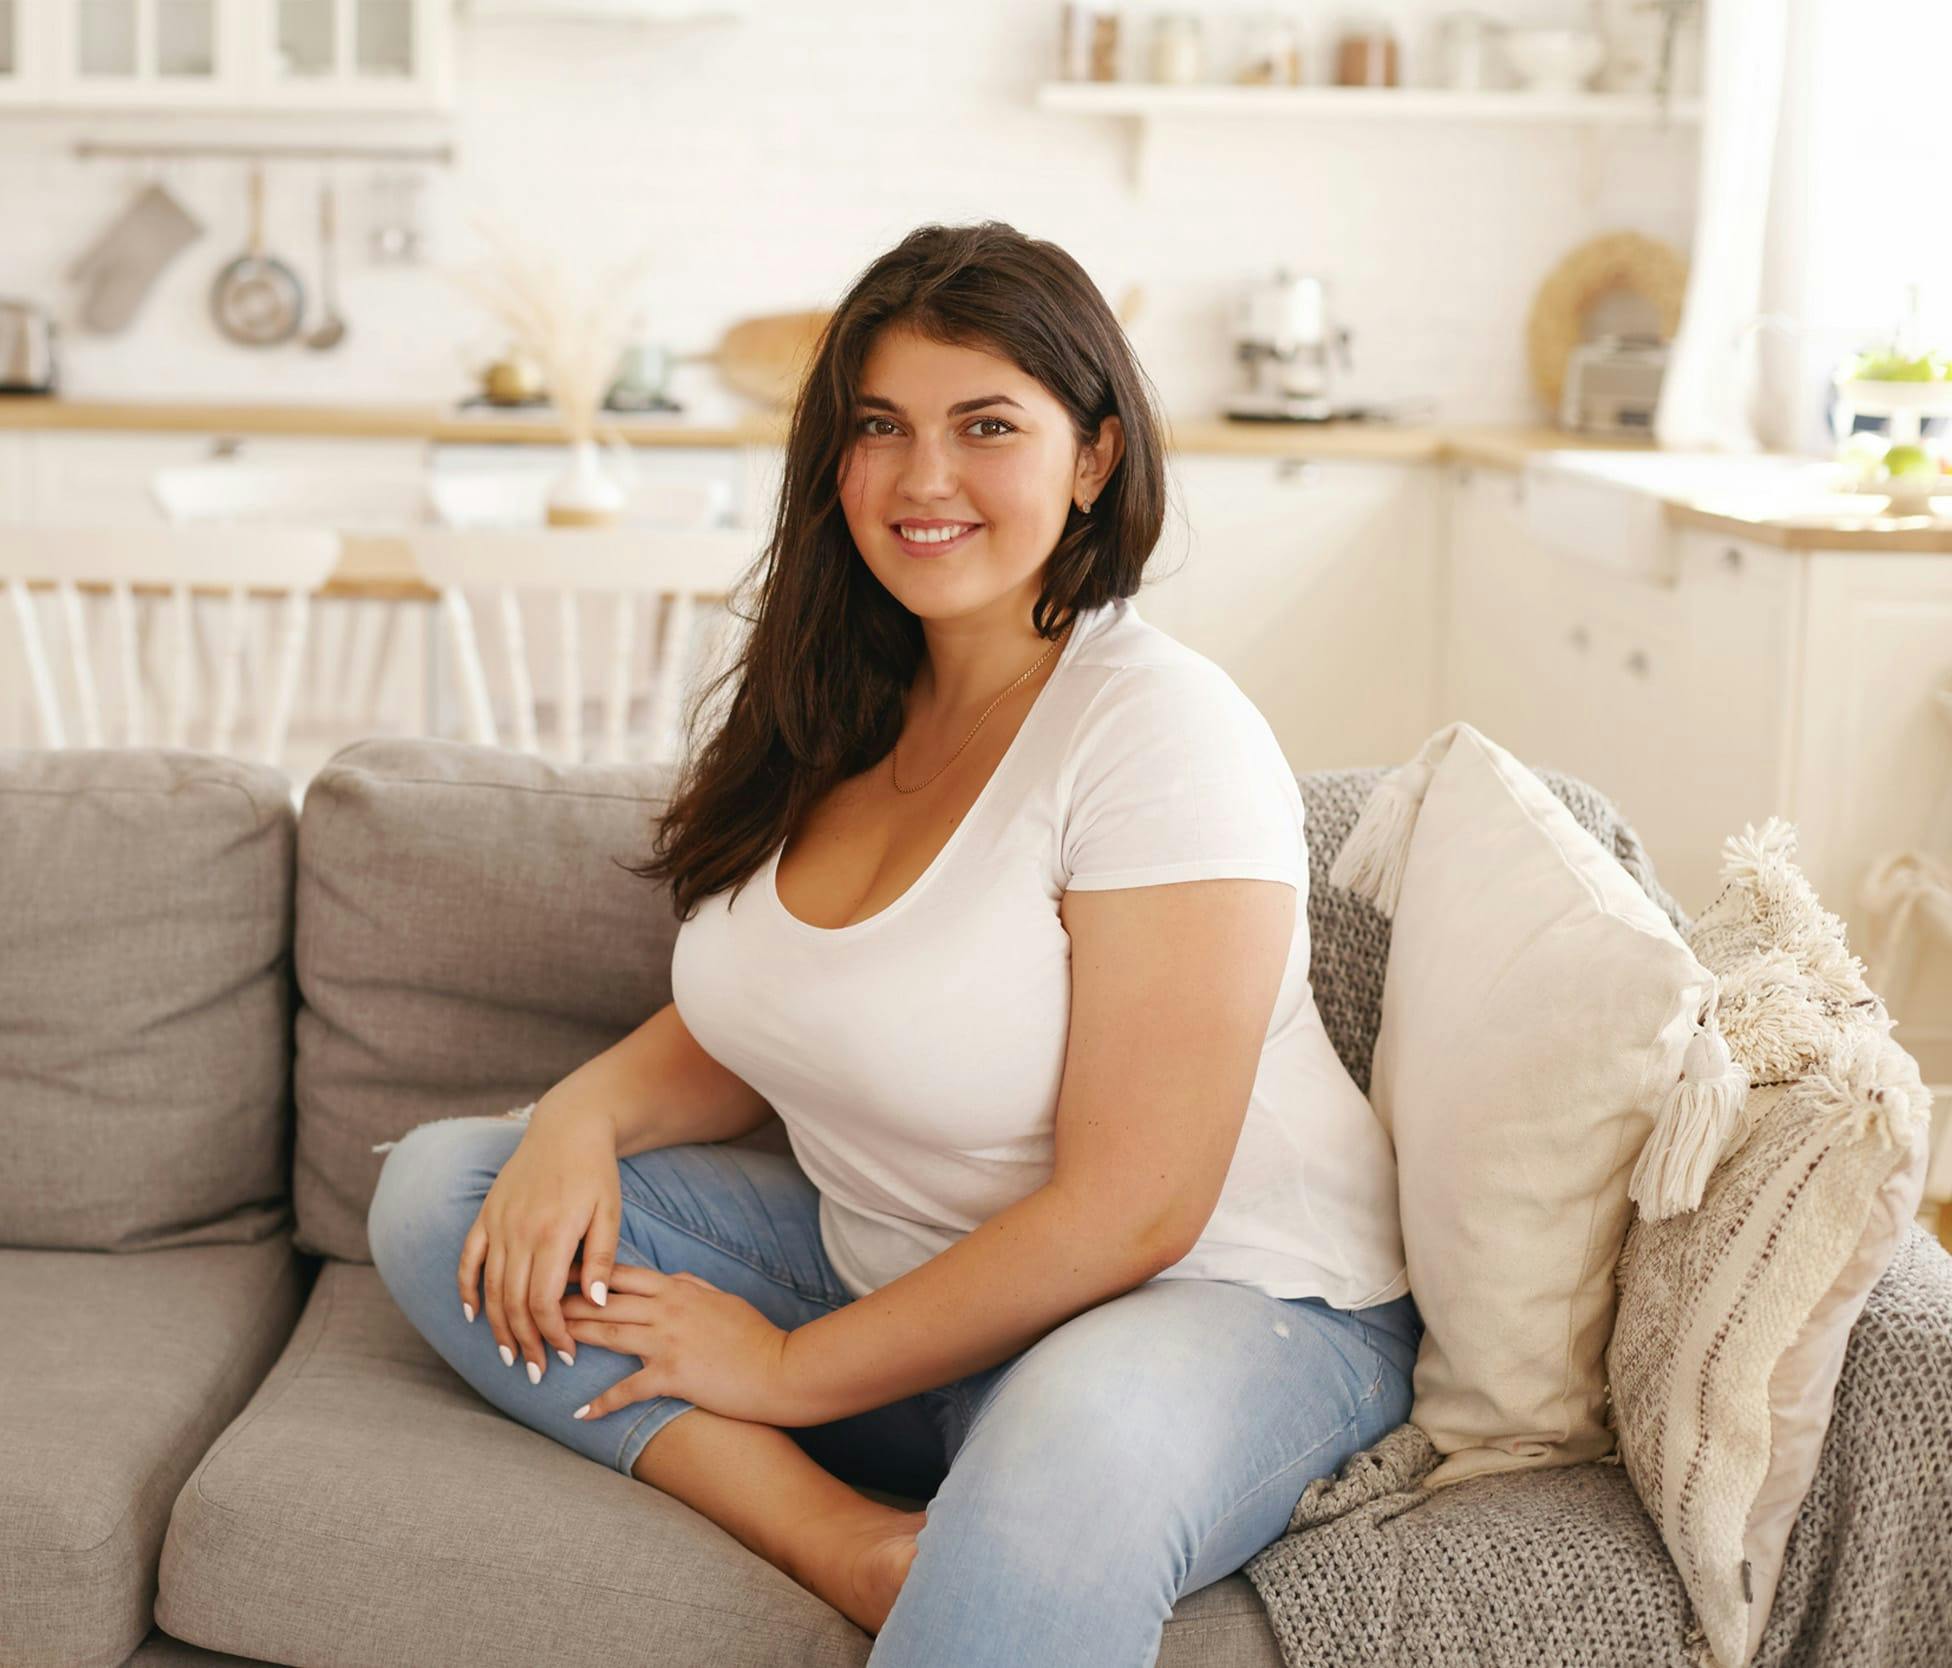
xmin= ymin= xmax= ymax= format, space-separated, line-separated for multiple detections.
xmin=1244 ymin=767 xmax=1952 ymax=1668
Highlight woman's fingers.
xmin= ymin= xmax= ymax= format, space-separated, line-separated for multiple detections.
xmin=484 ymin=1237 xmax=512 ymax=1369
xmin=579 ymin=1190 xmax=621 ymax=1309
xmin=529 ymin=1231 xmax=580 ymax=1369
xmin=570 ymin=1362 xmax=663 ymax=1422
xmin=502 ymin=1241 xmax=545 ymax=1380
xmin=565 ymin=1257 xmax=663 ymax=1297
xmin=456 ymin=1211 xmax=488 ymax=1325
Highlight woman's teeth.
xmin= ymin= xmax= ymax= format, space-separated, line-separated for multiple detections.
xmin=898 ymin=525 xmax=973 ymax=544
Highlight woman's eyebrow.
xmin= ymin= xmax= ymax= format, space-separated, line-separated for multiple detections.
xmin=856 ymin=394 xmax=1026 ymax=417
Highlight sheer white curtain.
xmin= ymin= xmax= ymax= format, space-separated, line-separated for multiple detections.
xmin=1656 ymin=0 xmax=1952 ymax=456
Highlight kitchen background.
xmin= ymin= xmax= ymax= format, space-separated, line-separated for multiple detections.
xmin=0 ymin=0 xmax=1707 ymax=421
xmin=2 ymin=0 xmax=1949 ymax=1167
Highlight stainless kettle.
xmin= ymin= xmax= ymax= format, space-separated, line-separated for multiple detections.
xmin=0 ymin=300 xmax=58 ymax=394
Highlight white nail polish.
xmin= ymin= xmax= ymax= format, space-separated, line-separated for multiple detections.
xmin=591 ymin=1281 xmax=607 ymax=1306
xmin=462 ymin=1302 xmax=475 ymax=1324
xmin=499 ymin=1344 xmax=514 ymax=1368
xmin=557 ymin=1349 xmax=574 ymax=1367
xmin=527 ymin=1360 xmax=541 ymax=1385
xmin=572 ymin=1403 xmax=591 ymax=1420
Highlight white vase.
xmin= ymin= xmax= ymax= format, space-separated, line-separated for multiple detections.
xmin=546 ymin=438 xmax=626 ymax=528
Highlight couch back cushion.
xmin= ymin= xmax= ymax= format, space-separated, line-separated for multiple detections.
xmin=295 ymin=739 xmax=683 ymax=1261
xmin=303 ymin=738 xmax=1686 ymax=1265
xmin=0 ymin=748 xmax=296 ymax=1251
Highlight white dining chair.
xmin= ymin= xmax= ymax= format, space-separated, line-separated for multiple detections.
xmin=401 ymin=526 xmax=756 ymax=766
xmin=151 ymin=461 xmax=435 ymax=755
xmin=0 ymin=525 xmax=340 ymax=808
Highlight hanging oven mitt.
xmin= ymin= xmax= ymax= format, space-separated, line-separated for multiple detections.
xmin=65 ymin=182 xmax=205 ymax=335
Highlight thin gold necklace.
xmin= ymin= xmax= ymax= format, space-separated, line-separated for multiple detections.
xmin=891 ymin=621 xmax=1074 ymax=794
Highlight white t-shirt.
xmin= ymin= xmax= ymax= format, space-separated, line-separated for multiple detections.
xmin=669 ymin=595 xmax=1408 ymax=1310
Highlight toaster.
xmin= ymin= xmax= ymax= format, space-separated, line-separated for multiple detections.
xmin=0 ymin=299 xmax=58 ymax=395
xmin=1560 ymin=333 xmax=1666 ymax=436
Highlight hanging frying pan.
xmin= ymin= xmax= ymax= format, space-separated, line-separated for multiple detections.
xmin=210 ymin=163 xmax=305 ymax=348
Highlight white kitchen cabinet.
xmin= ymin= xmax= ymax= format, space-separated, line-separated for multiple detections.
xmin=0 ymin=0 xmax=47 ymax=99
xmin=252 ymin=0 xmax=450 ymax=111
xmin=0 ymin=430 xmax=28 ymax=519
xmin=24 ymin=429 xmax=431 ymax=524
xmin=1443 ymin=462 xmax=1952 ymax=1080
xmin=1440 ymin=461 xmax=1572 ymax=768
xmin=51 ymin=0 xmax=232 ymax=103
xmin=17 ymin=0 xmax=450 ymax=109
xmin=1790 ymin=549 xmax=1952 ymax=1081
xmin=1140 ymin=452 xmax=1441 ymax=772
xmin=1444 ymin=464 xmax=1804 ymax=913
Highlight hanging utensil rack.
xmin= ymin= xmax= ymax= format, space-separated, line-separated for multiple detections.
xmin=73 ymin=141 xmax=456 ymax=165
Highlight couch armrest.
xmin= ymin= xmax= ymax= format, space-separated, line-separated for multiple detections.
xmin=1758 ymin=1223 xmax=1952 ymax=1663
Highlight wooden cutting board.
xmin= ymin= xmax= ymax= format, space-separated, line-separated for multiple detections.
xmin=688 ymin=287 xmax=1145 ymax=410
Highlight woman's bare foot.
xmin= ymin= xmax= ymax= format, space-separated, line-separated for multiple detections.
xmin=812 ymin=1503 xmax=928 ymax=1636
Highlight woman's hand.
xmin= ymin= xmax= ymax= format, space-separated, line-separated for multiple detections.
xmin=561 ymin=1259 xmax=800 ymax=1427
xmin=457 ymin=1102 xmax=624 ymax=1384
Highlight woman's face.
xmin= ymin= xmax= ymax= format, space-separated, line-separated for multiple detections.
xmin=836 ymin=326 xmax=1122 ymax=626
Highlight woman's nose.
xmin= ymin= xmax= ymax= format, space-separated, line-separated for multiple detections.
xmin=894 ymin=432 xmax=959 ymax=500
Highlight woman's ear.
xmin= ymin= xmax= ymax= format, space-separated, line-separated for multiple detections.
xmin=1079 ymin=414 xmax=1126 ymax=501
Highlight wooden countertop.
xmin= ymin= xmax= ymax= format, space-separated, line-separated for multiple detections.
xmin=7 ymin=398 xmax=1947 ymax=552
xmin=1662 ymin=500 xmax=1952 ymax=553
xmin=0 ymin=395 xmax=1642 ymax=464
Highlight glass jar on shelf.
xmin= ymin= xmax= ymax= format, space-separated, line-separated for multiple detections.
xmin=1058 ymin=4 xmax=1122 ymax=83
xmin=1433 ymin=10 xmax=1508 ymax=91
xmin=1149 ymin=12 xmax=1205 ymax=84
xmin=1334 ymin=14 xmax=1401 ymax=87
xmin=1234 ymin=12 xmax=1302 ymax=85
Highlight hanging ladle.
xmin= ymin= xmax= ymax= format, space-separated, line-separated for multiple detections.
xmin=304 ymin=177 xmax=348 ymax=351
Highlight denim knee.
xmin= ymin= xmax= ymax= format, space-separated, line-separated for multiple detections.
xmin=367 ymin=1114 xmax=520 ymax=1276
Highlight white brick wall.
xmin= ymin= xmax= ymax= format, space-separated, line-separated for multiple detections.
xmin=0 ymin=0 xmax=1699 ymax=424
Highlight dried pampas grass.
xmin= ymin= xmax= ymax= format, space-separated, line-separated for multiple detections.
xmin=443 ymin=215 xmax=655 ymax=447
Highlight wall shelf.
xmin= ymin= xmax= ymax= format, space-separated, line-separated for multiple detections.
xmin=1035 ymin=81 xmax=1703 ymax=190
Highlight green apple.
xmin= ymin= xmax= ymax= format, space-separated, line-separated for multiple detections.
xmin=1882 ymin=443 xmax=1939 ymax=481
xmin=1848 ymin=350 xmax=1949 ymax=381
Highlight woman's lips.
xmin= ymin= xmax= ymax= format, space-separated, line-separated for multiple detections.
xmin=892 ymin=523 xmax=982 ymax=557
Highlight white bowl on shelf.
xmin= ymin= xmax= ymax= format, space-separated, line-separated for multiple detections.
xmin=1834 ymin=376 xmax=1952 ymax=420
xmin=1503 ymin=29 xmax=1605 ymax=94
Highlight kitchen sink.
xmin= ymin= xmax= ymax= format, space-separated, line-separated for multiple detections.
xmin=1519 ymin=448 xmax=1854 ymax=580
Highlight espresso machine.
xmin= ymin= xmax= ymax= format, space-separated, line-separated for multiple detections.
xmin=1223 ymin=268 xmax=1421 ymax=424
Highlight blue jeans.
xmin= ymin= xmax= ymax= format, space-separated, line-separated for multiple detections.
xmin=367 ymin=1114 xmax=1421 ymax=1666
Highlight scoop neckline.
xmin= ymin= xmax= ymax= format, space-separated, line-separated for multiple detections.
xmin=767 ymin=603 xmax=1105 ymax=940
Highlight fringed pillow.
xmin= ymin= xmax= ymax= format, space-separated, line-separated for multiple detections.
xmin=1329 ymin=720 xmax=1722 ymax=1488
xmin=1606 ymin=818 xmax=1934 ymax=1668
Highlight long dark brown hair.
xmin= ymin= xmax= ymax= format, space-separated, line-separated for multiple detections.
xmin=625 ymin=220 xmax=1170 ymax=920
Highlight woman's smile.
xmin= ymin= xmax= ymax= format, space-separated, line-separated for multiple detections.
xmin=891 ymin=522 xmax=984 ymax=557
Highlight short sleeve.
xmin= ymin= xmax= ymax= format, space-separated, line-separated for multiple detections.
xmin=1060 ymin=662 xmax=1307 ymax=893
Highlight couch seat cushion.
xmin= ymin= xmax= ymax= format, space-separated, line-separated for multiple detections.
xmin=0 ymin=1236 xmax=307 ymax=1668
xmin=158 ymin=1260 xmax=1280 ymax=1667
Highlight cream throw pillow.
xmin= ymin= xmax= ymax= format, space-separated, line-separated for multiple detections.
xmin=1329 ymin=721 xmax=1716 ymax=1489
xmin=1606 ymin=818 xmax=1933 ymax=1668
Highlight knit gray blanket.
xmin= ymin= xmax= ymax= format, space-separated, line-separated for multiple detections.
xmin=1254 ymin=768 xmax=1952 ymax=1667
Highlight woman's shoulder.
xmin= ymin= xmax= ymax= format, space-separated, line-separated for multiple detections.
xmin=1059 ymin=602 xmax=1291 ymax=789
xmin=1071 ymin=600 xmax=1271 ymax=737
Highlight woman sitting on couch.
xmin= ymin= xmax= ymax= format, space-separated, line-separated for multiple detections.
xmin=367 ymin=218 xmax=1419 ymax=1665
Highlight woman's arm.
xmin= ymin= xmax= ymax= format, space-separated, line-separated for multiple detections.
xmin=779 ymin=876 xmax=1294 ymax=1425
xmin=534 ymin=1000 xmax=775 ymax=1157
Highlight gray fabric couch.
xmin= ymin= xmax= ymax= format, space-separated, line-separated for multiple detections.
xmin=3 ymin=738 xmax=1945 ymax=1668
